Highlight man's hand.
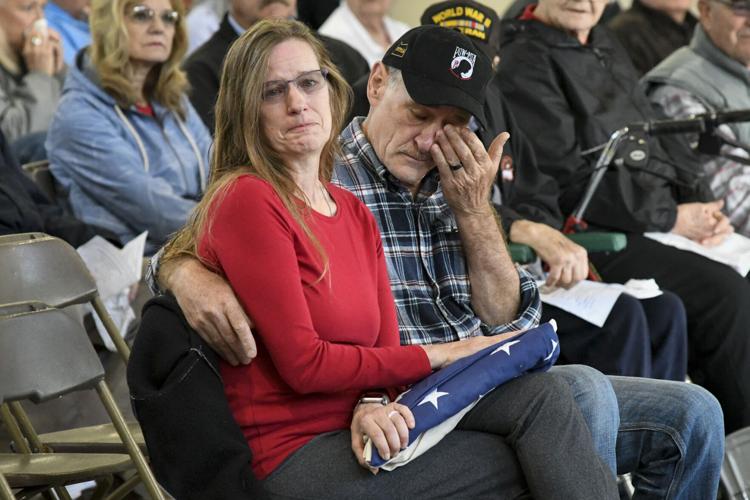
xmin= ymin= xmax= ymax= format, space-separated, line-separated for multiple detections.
xmin=509 ymin=220 xmax=588 ymax=287
xmin=430 ymin=125 xmax=509 ymax=216
xmin=350 ymin=402 xmax=415 ymax=474
xmin=672 ymin=201 xmax=733 ymax=246
xmin=162 ymin=257 xmax=256 ymax=365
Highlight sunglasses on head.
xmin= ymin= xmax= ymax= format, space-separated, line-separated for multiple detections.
xmin=128 ymin=4 xmax=180 ymax=25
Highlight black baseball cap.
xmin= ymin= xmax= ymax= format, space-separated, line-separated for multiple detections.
xmin=420 ymin=0 xmax=501 ymax=62
xmin=382 ymin=25 xmax=491 ymax=129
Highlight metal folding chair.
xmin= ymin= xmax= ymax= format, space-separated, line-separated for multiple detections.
xmin=722 ymin=426 xmax=750 ymax=499
xmin=21 ymin=160 xmax=57 ymax=203
xmin=0 ymin=303 xmax=163 ymax=499
xmin=0 ymin=233 xmax=145 ymax=455
xmin=0 ymin=472 xmax=12 ymax=500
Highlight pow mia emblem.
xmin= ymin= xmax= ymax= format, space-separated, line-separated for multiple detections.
xmin=450 ymin=46 xmax=477 ymax=80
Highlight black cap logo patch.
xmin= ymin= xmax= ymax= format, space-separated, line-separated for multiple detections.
xmin=390 ymin=41 xmax=408 ymax=58
xmin=450 ymin=46 xmax=476 ymax=80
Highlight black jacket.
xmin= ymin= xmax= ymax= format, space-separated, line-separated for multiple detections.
xmin=496 ymin=19 xmax=711 ymax=233
xmin=128 ymin=294 xmax=258 ymax=499
xmin=608 ymin=0 xmax=697 ymax=77
xmin=184 ymin=15 xmax=370 ymax=131
xmin=0 ymin=130 xmax=110 ymax=246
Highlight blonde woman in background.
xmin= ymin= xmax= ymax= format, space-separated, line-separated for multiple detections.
xmin=46 ymin=0 xmax=210 ymax=254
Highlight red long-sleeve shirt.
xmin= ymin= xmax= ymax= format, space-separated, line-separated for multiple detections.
xmin=198 ymin=175 xmax=432 ymax=478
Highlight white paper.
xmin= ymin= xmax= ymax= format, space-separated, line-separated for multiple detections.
xmin=645 ymin=232 xmax=750 ymax=276
xmin=76 ymin=231 xmax=147 ymax=300
xmin=539 ymin=279 xmax=663 ymax=327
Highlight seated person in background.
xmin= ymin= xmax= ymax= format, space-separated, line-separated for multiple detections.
xmin=644 ymin=0 xmax=750 ymax=238
xmin=46 ymin=0 xmax=211 ymax=254
xmin=0 ymin=0 xmax=65 ymax=162
xmin=45 ymin=0 xmax=91 ymax=65
xmin=161 ymin=19 xmax=618 ymax=498
xmin=153 ymin=22 xmax=724 ymax=499
xmin=185 ymin=0 xmax=227 ymax=56
xmin=0 ymin=127 xmax=114 ymax=246
xmin=496 ymin=0 xmax=750 ymax=433
xmin=319 ymin=0 xmax=410 ymax=67
xmin=185 ymin=0 xmax=369 ymax=131
xmin=417 ymin=0 xmax=690 ymax=382
xmin=608 ymin=0 xmax=697 ymax=76
xmin=296 ymin=0 xmax=338 ymax=30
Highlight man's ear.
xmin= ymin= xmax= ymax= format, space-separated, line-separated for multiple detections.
xmin=698 ymin=0 xmax=712 ymax=24
xmin=367 ymin=62 xmax=389 ymax=109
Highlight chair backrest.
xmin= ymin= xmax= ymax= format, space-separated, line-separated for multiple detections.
xmin=21 ymin=160 xmax=56 ymax=202
xmin=0 ymin=233 xmax=98 ymax=308
xmin=0 ymin=304 xmax=105 ymax=404
xmin=722 ymin=426 xmax=750 ymax=498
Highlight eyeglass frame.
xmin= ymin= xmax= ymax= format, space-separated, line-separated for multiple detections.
xmin=261 ymin=69 xmax=330 ymax=103
xmin=712 ymin=0 xmax=750 ymax=16
xmin=127 ymin=4 xmax=180 ymax=26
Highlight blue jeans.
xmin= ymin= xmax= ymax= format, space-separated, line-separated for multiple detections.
xmin=551 ymin=365 xmax=724 ymax=500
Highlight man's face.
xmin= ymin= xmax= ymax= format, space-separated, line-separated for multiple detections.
xmin=346 ymin=0 xmax=391 ymax=18
xmin=535 ymin=0 xmax=607 ymax=38
xmin=230 ymin=0 xmax=294 ymax=29
xmin=362 ymin=64 xmax=471 ymax=192
xmin=701 ymin=0 xmax=750 ymax=67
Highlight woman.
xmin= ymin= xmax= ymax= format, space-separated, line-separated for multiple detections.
xmin=0 ymin=0 xmax=65 ymax=142
xmin=46 ymin=0 xmax=210 ymax=254
xmin=163 ymin=19 xmax=616 ymax=498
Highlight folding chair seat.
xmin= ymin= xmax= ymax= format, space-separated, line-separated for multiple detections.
xmin=0 ymin=303 xmax=164 ymax=499
xmin=0 ymin=233 xmax=146 ymax=456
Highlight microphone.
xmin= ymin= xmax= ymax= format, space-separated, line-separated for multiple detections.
xmin=631 ymin=109 xmax=750 ymax=136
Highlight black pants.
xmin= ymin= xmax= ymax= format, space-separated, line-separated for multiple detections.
xmin=546 ymin=291 xmax=688 ymax=381
xmin=590 ymin=233 xmax=750 ymax=433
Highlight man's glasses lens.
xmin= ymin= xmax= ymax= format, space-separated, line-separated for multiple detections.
xmin=262 ymin=69 xmax=329 ymax=102
xmin=130 ymin=5 xmax=180 ymax=25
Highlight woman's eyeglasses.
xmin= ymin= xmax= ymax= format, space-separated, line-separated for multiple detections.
xmin=262 ymin=69 xmax=330 ymax=103
xmin=128 ymin=4 xmax=180 ymax=25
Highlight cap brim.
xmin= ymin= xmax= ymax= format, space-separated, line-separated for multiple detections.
xmin=401 ymin=70 xmax=488 ymax=130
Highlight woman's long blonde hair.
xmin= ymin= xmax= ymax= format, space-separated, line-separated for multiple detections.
xmin=162 ymin=19 xmax=352 ymax=278
xmin=89 ymin=0 xmax=189 ymax=116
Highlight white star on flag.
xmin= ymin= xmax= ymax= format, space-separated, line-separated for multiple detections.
xmin=543 ymin=340 xmax=559 ymax=361
xmin=491 ymin=340 xmax=521 ymax=356
xmin=418 ymin=388 xmax=449 ymax=410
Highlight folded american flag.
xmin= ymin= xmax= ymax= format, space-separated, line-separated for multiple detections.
xmin=365 ymin=321 xmax=560 ymax=469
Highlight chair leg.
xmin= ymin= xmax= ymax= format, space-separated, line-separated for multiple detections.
xmin=104 ymin=474 xmax=140 ymax=500
xmin=95 ymin=381 xmax=163 ymax=500
xmin=0 ymin=404 xmax=30 ymax=454
xmin=0 ymin=473 xmax=13 ymax=500
xmin=7 ymin=403 xmax=46 ymax=453
xmin=91 ymin=296 xmax=131 ymax=364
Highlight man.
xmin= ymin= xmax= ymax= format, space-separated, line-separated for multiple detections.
xmin=497 ymin=0 xmax=750 ymax=434
xmin=44 ymin=0 xmax=90 ymax=65
xmin=150 ymin=25 xmax=724 ymax=498
xmin=184 ymin=0 xmax=369 ymax=130
xmin=644 ymin=0 xmax=750 ymax=237
xmin=609 ymin=0 xmax=697 ymax=76
xmin=412 ymin=0 xmax=688 ymax=381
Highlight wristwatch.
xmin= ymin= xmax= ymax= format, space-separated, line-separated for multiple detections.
xmin=358 ymin=393 xmax=390 ymax=406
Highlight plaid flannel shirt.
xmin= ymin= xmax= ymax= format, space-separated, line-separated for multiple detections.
xmin=332 ymin=118 xmax=540 ymax=346
xmin=147 ymin=117 xmax=541 ymax=345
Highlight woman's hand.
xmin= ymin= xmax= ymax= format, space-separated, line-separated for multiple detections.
xmin=350 ymin=401 xmax=415 ymax=474
xmin=421 ymin=330 xmax=523 ymax=370
xmin=22 ymin=26 xmax=63 ymax=76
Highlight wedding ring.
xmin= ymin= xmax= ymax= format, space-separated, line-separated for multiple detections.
xmin=387 ymin=410 xmax=399 ymax=419
xmin=449 ymin=163 xmax=463 ymax=171
xmin=30 ymin=35 xmax=42 ymax=46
